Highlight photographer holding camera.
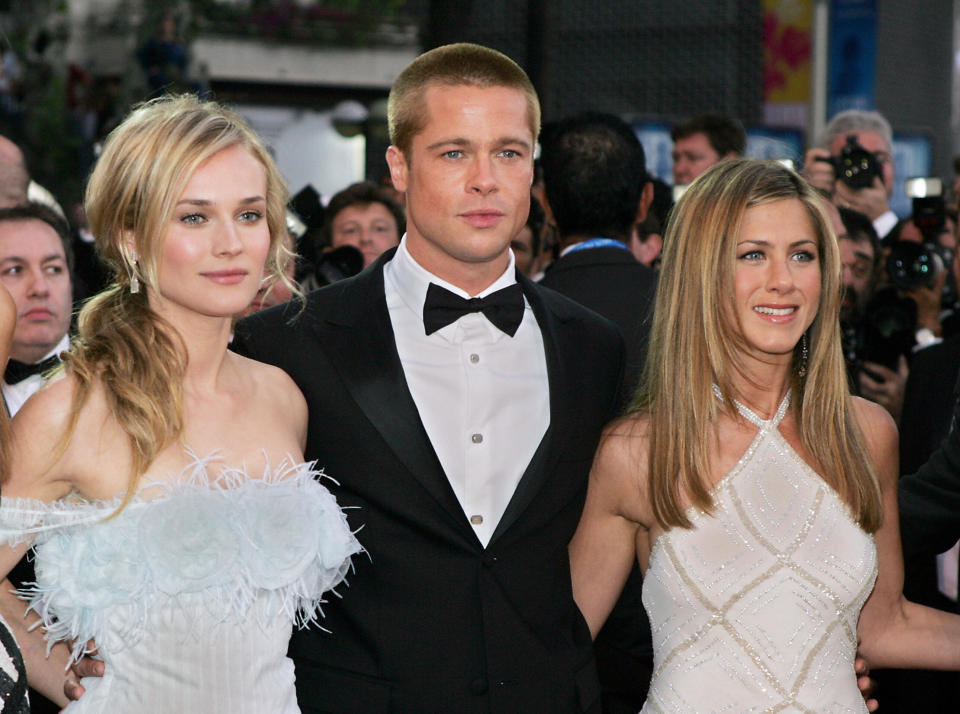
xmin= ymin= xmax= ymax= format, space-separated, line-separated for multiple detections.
xmin=803 ymin=110 xmax=898 ymax=241
xmin=850 ymin=204 xmax=958 ymax=425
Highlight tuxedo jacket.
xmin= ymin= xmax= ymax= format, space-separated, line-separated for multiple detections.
xmin=900 ymin=364 xmax=960 ymax=559
xmin=900 ymin=337 xmax=960 ymax=474
xmin=233 ymin=250 xmax=624 ymax=714
xmin=539 ymin=245 xmax=656 ymax=406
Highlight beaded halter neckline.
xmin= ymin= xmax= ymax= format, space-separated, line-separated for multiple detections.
xmin=711 ymin=384 xmax=791 ymax=429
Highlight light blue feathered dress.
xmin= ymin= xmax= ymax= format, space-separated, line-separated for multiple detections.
xmin=0 ymin=454 xmax=362 ymax=713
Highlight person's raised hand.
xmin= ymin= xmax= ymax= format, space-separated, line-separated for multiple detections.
xmin=834 ymin=175 xmax=890 ymax=222
xmin=801 ymin=148 xmax=836 ymax=194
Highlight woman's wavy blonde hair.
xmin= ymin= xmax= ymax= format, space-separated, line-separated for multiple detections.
xmin=632 ymin=158 xmax=882 ymax=532
xmin=55 ymin=94 xmax=290 ymax=511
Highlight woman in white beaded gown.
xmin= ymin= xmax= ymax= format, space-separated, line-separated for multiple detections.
xmin=570 ymin=159 xmax=960 ymax=713
xmin=0 ymin=95 xmax=361 ymax=712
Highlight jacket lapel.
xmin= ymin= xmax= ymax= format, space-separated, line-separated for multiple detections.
xmin=489 ymin=274 xmax=576 ymax=544
xmin=313 ymin=253 xmax=474 ymax=535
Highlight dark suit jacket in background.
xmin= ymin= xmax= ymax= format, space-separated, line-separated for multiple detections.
xmin=900 ymin=365 xmax=960 ymax=559
xmin=539 ymin=245 xmax=657 ymax=408
xmin=876 ymin=338 xmax=960 ymax=713
xmin=539 ymin=243 xmax=657 ymax=713
xmin=233 ymin=250 xmax=624 ymax=714
xmin=900 ymin=337 xmax=960 ymax=475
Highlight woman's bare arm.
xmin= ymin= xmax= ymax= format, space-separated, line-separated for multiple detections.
xmin=569 ymin=421 xmax=648 ymax=638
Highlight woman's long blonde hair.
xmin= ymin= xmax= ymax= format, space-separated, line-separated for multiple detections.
xmin=56 ymin=94 xmax=290 ymax=510
xmin=632 ymin=158 xmax=882 ymax=532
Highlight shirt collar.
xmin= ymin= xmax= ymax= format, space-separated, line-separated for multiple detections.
xmin=387 ymin=234 xmax=517 ymax=311
xmin=385 ymin=235 xmax=520 ymax=341
xmin=35 ymin=334 xmax=70 ymax=364
xmin=873 ymin=210 xmax=898 ymax=240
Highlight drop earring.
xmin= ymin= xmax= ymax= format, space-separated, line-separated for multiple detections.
xmin=797 ymin=332 xmax=808 ymax=378
xmin=128 ymin=250 xmax=140 ymax=294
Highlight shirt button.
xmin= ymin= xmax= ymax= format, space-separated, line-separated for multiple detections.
xmin=470 ymin=514 xmax=483 ymax=525
xmin=471 ymin=433 xmax=483 ymax=444
xmin=469 ymin=353 xmax=480 ymax=364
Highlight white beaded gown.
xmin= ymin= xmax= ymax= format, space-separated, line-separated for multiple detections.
xmin=0 ymin=456 xmax=362 ymax=714
xmin=640 ymin=392 xmax=878 ymax=713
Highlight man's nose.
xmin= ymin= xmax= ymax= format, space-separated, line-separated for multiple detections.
xmin=468 ymin=155 xmax=497 ymax=194
xmin=27 ymin=268 xmax=50 ymax=296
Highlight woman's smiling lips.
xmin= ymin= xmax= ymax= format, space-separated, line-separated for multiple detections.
xmin=753 ymin=304 xmax=799 ymax=323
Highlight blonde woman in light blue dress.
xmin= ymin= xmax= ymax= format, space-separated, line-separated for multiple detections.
xmin=0 ymin=95 xmax=361 ymax=712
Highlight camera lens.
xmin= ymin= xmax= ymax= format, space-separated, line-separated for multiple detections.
xmin=886 ymin=241 xmax=940 ymax=291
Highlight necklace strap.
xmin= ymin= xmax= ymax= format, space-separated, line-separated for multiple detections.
xmin=712 ymin=384 xmax=791 ymax=429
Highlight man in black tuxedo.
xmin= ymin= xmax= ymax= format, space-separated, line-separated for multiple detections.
xmin=537 ymin=113 xmax=657 ymax=713
xmin=233 ymin=43 xmax=623 ymax=713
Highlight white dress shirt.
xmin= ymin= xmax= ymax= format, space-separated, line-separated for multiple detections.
xmin=3 ymin=335 xmax=69 ymax=416
xmin=384 ymin=238 xmax=550 ymax=546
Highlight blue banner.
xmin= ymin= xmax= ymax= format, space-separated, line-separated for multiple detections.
xmin=827 ymin=0 xmax=877 ymax=117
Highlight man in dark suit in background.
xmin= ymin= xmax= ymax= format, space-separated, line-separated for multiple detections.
xmin=234 ymin=43 xmax=623 ymax=713
xmin=538 ymin=112 xmax=657 ymax=713
xmin=539 ymin=112 xmax=657 ymax=407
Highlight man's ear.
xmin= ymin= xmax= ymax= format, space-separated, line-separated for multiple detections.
xmin=385 ymin=146 xmax=408 ymax=193
xmin=636 ymin=231 xmax=662 ymax=267
xmin=636 ymin=181 xmax=653 ymax=223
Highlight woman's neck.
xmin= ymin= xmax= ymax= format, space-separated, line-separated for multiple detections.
xmin=150 ymin=297 xmax=234 ymax=393
xmin=728 ymin=363 xmax=793 ymax=420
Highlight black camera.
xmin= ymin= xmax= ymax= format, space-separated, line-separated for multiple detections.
xmin=816 ymin=134 xmax=883 ymax=189
xmin=843 ymin=286 xmax=917 ymax=378
xmin=886 ymin=240 xmax=945 ymax=292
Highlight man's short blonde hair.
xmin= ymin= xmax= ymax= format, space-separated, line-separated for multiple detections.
xmin=388 ymin=43 xmax=541 ymax=156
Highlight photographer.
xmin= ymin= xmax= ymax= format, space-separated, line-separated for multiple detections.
xmin=802 ymin=110 xmax=898 ymax=241
xmin=890 ymin=208 xmax=957 ymax=339
xmin=833 ymin=207 xmax=909 ymax=423
xmin=854 ymin=208 xmax=957 ymax=424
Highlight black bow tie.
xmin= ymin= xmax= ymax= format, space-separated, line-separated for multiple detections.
xmin=4 ymin=354 xmax=60 ymax=384
xmin=423 ymin=282 xmax=524 ymax=337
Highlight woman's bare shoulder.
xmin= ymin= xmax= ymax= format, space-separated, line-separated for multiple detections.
xmin=600 ymin=412 xmax=652 ymax=458
xmin=849 ymin=395 xmax=897 ymax=448
xmin=13 ymin=372 xmax=82 ymax=437
xmin=849 ymin=395 xmax=898 ymax=488
xmin=591 ymin=412 xmax=652 ymax=506
xmin=231 ymin=352 xmax=307 ymax=433
xmin=233 ymin=352 xmax=301 ymax=393
xmin=6 ymin=373 xmax=107 ymax=497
